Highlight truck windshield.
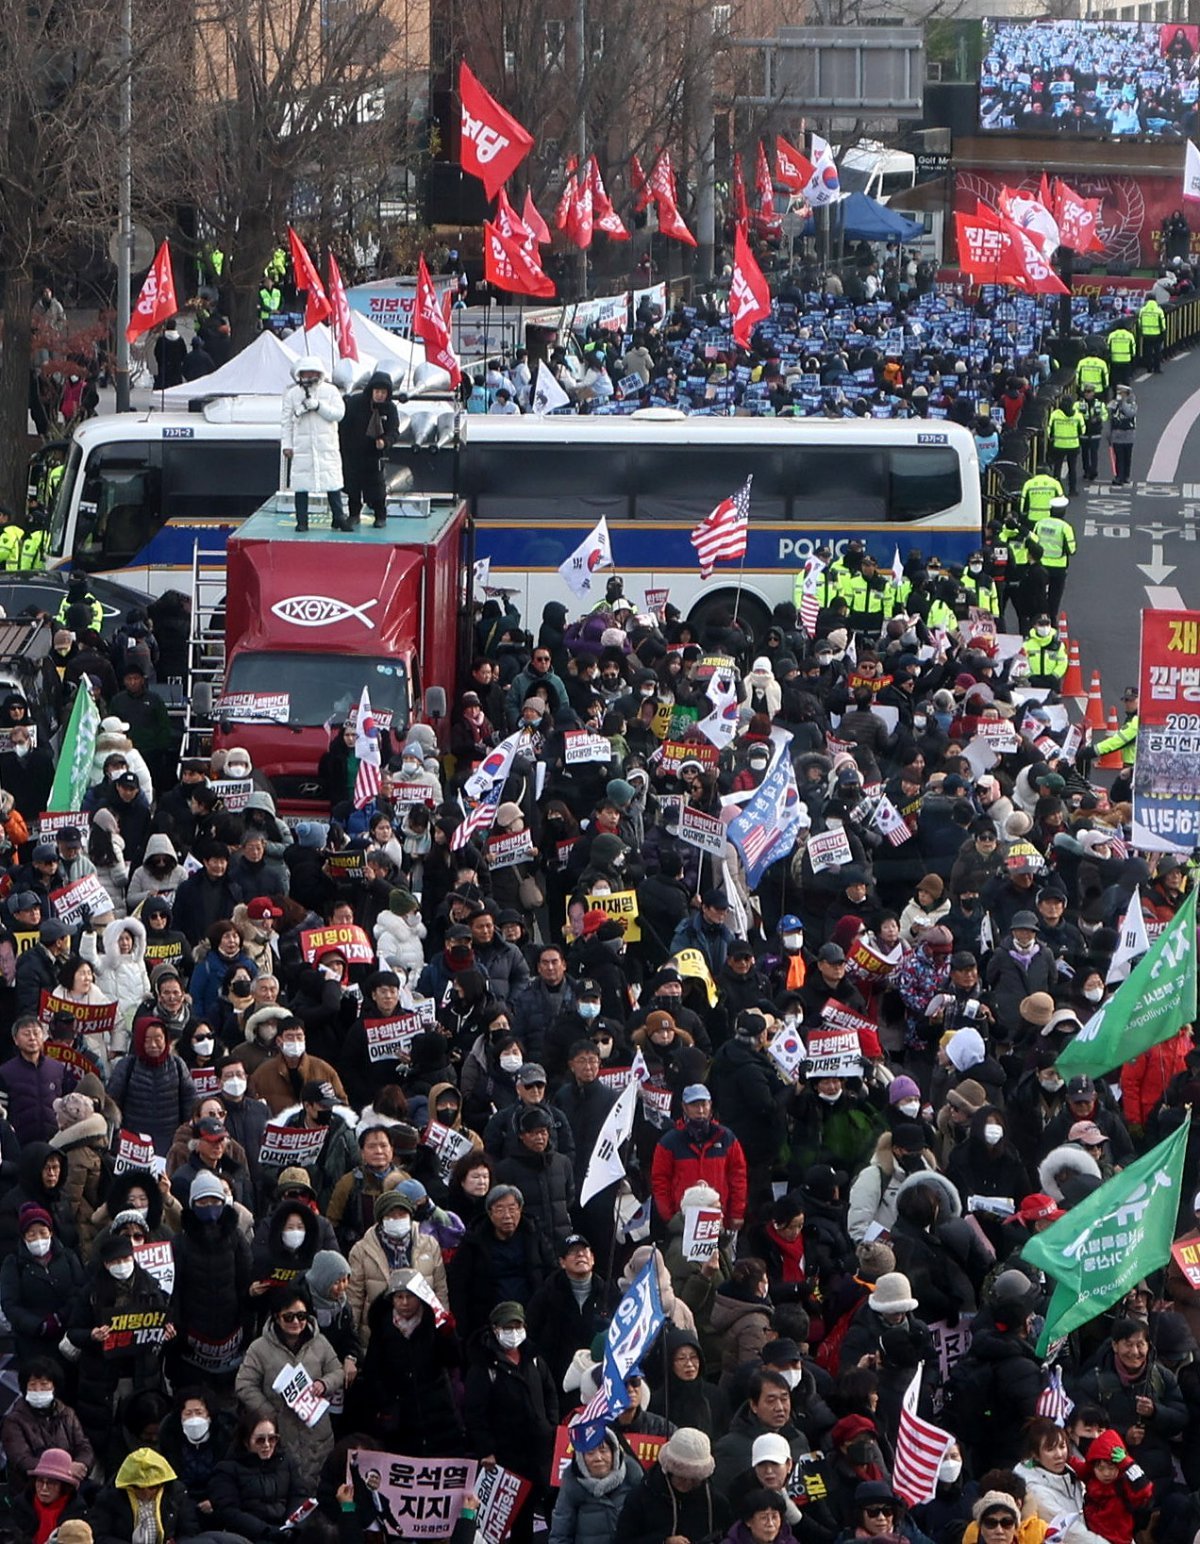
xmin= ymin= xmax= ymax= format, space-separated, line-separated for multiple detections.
xmin=224 ymin=654 xmax=409 ymax=730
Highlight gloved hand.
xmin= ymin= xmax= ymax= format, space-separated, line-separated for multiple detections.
xmin=1076 ymin=742 xmax=1097 ymax=768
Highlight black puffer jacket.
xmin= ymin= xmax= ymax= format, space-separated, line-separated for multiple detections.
xmin=950 ymin=1313 xmax=1044 ymax=1465
xmin=495 ymin=1146 xmax=576 ymax=1240
xmin=707 ymin=1038 xmax=787 ymax=1165
xmin=170 ymin=1202 xmax=252 ymax=1373
xmin=210 ymin=1444 xmax=307 ymax=1540
xmin=463 ymin=1330 xmax=558 ymax=1480
xmin=0 ymin=1140 xmax=79 ymax=1259
xmin=358 ymin=1293 xmax=465 ymax=1454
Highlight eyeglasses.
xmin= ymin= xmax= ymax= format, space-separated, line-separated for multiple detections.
xmin=252 ymin=1433 xmax=278 ymax=1446
xmin=278 ymin=1311 xmax=308 ymax=1324
xmin=864 ymin=1506 xmax=896 ymax=1518
xmin=981 ymin=1518 xmax=1016 ymax=1529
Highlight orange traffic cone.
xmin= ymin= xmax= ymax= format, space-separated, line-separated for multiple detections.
xmin=1058 ymin=611 xmax=1069 ymax=643
xmin=1062 ymin=639 xmax=1085 ymax=700
xmin=1084 ymin=671 xmax=1106 ymax=733
xmin=1097 ymin=708 xmax=1123 ymax=769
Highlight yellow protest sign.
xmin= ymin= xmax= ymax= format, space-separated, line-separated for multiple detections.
xmin=673 ymin=948 xmax=717 ymax=1007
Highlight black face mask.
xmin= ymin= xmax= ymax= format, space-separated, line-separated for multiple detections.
xmin=312 ymin=1111 xmax=332 ymax=1126
xmin=436 ymin=1105 xmax=458 ymax=1123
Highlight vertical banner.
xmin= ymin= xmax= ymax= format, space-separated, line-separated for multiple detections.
xmin=1132 ymin=608 xmax=1200 ymax=850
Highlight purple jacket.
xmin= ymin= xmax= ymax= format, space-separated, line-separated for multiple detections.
xmin=0 ymin=1053 xmax=64 ymax=1145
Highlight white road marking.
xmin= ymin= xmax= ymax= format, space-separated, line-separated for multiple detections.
xmin=1146 ymin=380 xmax=1200 ymax=482
xmin=1144 ymin=584 xmax=1186 ymax=608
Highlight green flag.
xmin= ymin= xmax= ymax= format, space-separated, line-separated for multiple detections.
xmin=1022 ymin=1116 xmax=1190 ymax=1354
xmin=1056 ymin=886 xmax=1197 ymax=1080
xmin=47 ymin=684 xmax=101 ymax=813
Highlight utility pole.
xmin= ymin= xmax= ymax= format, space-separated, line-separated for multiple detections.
xmin=695 ymin=3 xmax=716 ymax=284
xmin=115 ymin=0 xmax=133 ymax=412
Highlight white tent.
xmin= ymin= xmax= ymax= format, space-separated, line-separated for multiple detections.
xmin=160 ymin=330 xmax=301 ymax=401
xmin=283 ymin=314 xmax=425 ymax=377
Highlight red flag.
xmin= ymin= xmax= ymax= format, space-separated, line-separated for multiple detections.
xmin=326 ymin=251 xmax=359 ymax=363
xmin=588 ymin=157 xmax=629 ymax=240
xmin=649 ymin=152 xmax=697 ymax=247
xmin=126 ymin=240 xmax=177 ymax=344
xmin=630 ymin=154 xmax=652 ymax=214
xmin=954 ymin=205 xmax=1025 ymax=286
xmin=458 ymin=61 xmax=534 ymax=200
xmin=730 ymin=225 xmax=771 ymax=348
xmin=754 ymin=140 xmax=781 ymax=240
xmin=412 ymin=255 xmax=461 ymax=388
xmin=995 ymin=209 xmax=1069 ymax=294
xmin=495 ymin=186 xmax=535 ymax=251
xmin=731 ymin=153 xmax=750 ymax=226
xmin=775 ymin=134 xmax=814 ymax=193
xmin=484 ymin=221 xmax=556 ymax=298
xmin=523 ymin=188 xmax=552 ymax=244
xmin=563 ymin=165 xmax=593 ymax=250
xmin=1053 ymin=177 xmax=1105 ymax=255
xmin=555 ymin=157 xmax=578 ymax=231
xmin=287 ymin=226 xmax=332 ymax=329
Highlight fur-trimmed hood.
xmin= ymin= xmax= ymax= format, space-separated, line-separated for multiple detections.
xmin=102 ymin=914 xmax=146 ymax=963
xmin=48 ymin=1110 xmax=110 ymax=1151
xmin=894 ymin=1167 xmax=963 ymax=1219
xmin=1038 ymin=1143 xmax=1101 ymax=1202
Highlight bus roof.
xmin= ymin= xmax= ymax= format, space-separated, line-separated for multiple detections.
xmin=66 ymin=411 xmax=281 ymax=448
xmin=459 ymin=415 xmax=975 ymax=450
xmin=233 ymin=493 xmax=465 ymax=549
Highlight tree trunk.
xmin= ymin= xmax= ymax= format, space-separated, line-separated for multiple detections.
xmin=0 ymin=268 xmax=34 ymax=519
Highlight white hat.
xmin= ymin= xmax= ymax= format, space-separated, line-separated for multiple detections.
xmin=868 ymin=1271 xmax=919 ymax=1315
xmin=752 ymin=1434 xmax=792 ymax=1467
xmin=679 ymin=1182 xmax=721 ymax=1212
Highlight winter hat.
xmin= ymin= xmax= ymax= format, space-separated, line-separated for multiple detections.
xmin=856 ymin=1241 xmax=896 ymax=1280
xmin=494 ymin=803 xmax=523 ymax=829
xmin=489 ymin=1300 xmax=526 ymax=1326
xmin=53 ymin=1523 xmax=92 ymax=1544
xmin=307 ymin=1250 xmax=351 ymax=1299
xmin=945 ymin=1027 xmax=986 ymax=1071
xmin=946 ymin=1078 xmax=988 ymax=1115
xmin=606 ymin=779 xmax=636 ymax=808
xmin=1020 ymin=992 xmax=1056 ymax=1027
xmin=111 ymin=1210 xmax=149 ymax=1234
xmin=973 ymin=1493 xmax=1020 ymax=1524
xmin=659 ymin=1428 xmax=715 ymax=1480
xmin=1004 ymin=811 xmax=1033 ymax=839
xmin=98 ymin=1234 xmax=135 ymax=1265
xmin=374 ymin=1189 xmax=416 ymax=1220
xmin=30 ymin=1450 xmax=78 ymax=1487
xmin=916 ymin=874 xmax=944 ymax=900
xmin=19 ymin=1204 xmax=53 ymax=1234
xmin=188 ymin=1172 xmax=225 ymax=1207
xmin=888 ymin=1076 xmax=921 ymax=1107
xmin=294 ymin=822 xmax=326 ymax=849
xmin=868 ymin=1272 xmax=919 ymax=1315
xmin=679 ymin=1182 xmax=721 ymax=1212
xmin=53 ymin=1091 xmax=95 ymax=1129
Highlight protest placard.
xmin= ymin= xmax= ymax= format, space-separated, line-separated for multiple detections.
xmin=50 ymin=873 xmax=113 ymax=928
xmin=133 ymin=1239 xmax=175 ymax=1294
xmin=580 ymin=889 xmax=640 ymax=942
xmin=677 ymin=805 xmax=727 ymax=857
xmin=299 ymin=924 xmax=374 ymax=965
xmin=563 ymin=731 xmax=613 ymax=765
xmin=659 ymin=740 xmax=719 ymax=776
xmin=806 ymin=828 xmax=853 ymax=873
xmin=260 ymin=1124 xmax=329 ymax=1169
xmin=346 ymin=1450 xmax=476 ymax=1538
xmin=805 ymin=1026 xmax=863 ymax=1078
xmin=272 ymin=1361 xmax=330 ymax=1428
xmin=43 ymin=1040 xmax=101 ymax=1078
xmin=474 ymin=1458 xmax=533 ymax=1544
xmin=37 ymin=811 xmax=84 ymax=839
xmin=682 ymin=1205 xmax=723 ymax=1261
xmin=1173 ymin=1237 xmax=1200 ymax=1289
xmin=104 ymin=1310 xmax=169 ymax=1354
xmin=215 ymin=692 xmax=291 ymax=721
xmin=485 ymin=830 xmax=535 ymax=870
xmin=113 ymin=1129 xmax=160 ymax=1176
xmin=38 ymin=991 xmax=118 ymax=1037
xmin=389 ymin=781 xmax=438 ymax=807
xmin=324 ymin=850 xmax=366 ymax=882
xmin=365 ymin=1013 xmax=426 ymax=1063
xmin=209 ymin=777 xmax=254 ymax=811
xmin=422 ymin=1120 xmax=475 ymax=1183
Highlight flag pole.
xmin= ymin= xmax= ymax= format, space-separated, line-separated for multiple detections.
xmin=731 ymin=534 xmax=750 ymax=627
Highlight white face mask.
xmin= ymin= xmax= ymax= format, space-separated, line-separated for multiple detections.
xmin=780 ymin=1367 xmax=803 ymax=1389
xmin=782 ymin=933 xmax=803 ymax=950
xmin=817 ymin=1091 xmax=841 ymax=1104
xmin=26 ymin=1236 xmax=51 ymax=1257
xmin=983 ymin=1124 xmax=1004 ymax=1146
xmin=1084 ymin=986 xmax=1104 ymax=1003
xmin=281 ymin=1228 xmax=306 ymax=1250
xmin=897 ymin=1100 xmax=921 ymax=1118
xmin=193 ymin=1038 xmax=214 ymax=1057
xmin=26 ymin=1388 xmax=54 ymax=1409
xmin=382 ymin=1215 xmax=411 ymax=1239
xmin=496 ymin=1327 xmax=526 ymax=1349
xmin=222 ymin=1077 xmax=247 ymax=1098
xmin=500 ymin=1054 xmax=523 ymax=1072
xmin=1035 ymin=625 xmax=1053 ymax=639
xmin=939 ymin=1456 xmax=963 ymax=1484
xmin=280 ymin=1039 xmax=305 ymax=1058
xmin=1039 ymin=1073 xmax=1065 ymax=1093
xmin=182 ymin=1416 xmax=211 ymax=1444
xmin=108 ymin=1259 xmax=135 ymax=1281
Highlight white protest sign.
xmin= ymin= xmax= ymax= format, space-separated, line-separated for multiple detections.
xmin=682 ymin=1205 xmax=723 ymax=1261
xmin=50 ymin=872 xmax=114 ymax=927
xmin=260 ymin=1123 xmax=328 ymax=1169
xmin=209 ymin=777 xmax=254 ymax=811
xmin=564 ymin=731 xmax=613 ymax=765
xmin=677 ymin=805 xmax=727 ymax=857
xmin=271 ymin=1360 xmax=330 ymax=1428
xmin=422 ymin=1120 xmax=475 ymax=1182
xmin=806 ymin=828 xmax=853 ymax=873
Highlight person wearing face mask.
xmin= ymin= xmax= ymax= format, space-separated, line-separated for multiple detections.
xmin=127 ymin=834 xmax=188 ymax=911
xmin=464 ymin=1301 xmax=558 ymax=1538
xmin=848 ymin=1122 xmax=939 ymax=1244
xmin=1 ymin=1359 xmax=95 ymax=1492
xmin=0 ymin=1203 xmax=86 ymax=1365
xmin=170 ymin=1170 xmax=252 ymax=1388
xmin=945 ymin=1109 xmax=1033 ymax=1249
xmin=347 ymin=1187 xmax=449 ymax=1346
xmin=1023 ymin=613 xmax=1068 ymax=688
xmin=250 ymin=1201 xmax=321 ymax=1300
xmin=544 ymin=978 xmax=623 ymax=1081
xmin=1007 ymin=1045 xmax=1071 ymax=1156
xmin=461 ymin=1013 xmax=528 ymax=1129
xmin=158 ymin=1388 xmax=237 ymax=1512
xmin=249 ymin=1016 xmax=346 ymax=1114
xmin=272 ymin=1080 xmax=358 ymax=1209
xmin=64 ymin=1232 xmax=174 ymax=1462
xmin=483 ymin=1061 xmax=574 ymax=1161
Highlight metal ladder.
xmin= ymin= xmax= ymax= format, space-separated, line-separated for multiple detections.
xmin=179 ymin=537 xmax=229 ymax=759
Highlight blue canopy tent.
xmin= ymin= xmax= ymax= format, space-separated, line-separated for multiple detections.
xmin=799 ymin=191 xmax=924 ymax=242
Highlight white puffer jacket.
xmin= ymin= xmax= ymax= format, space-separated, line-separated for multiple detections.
xmin=81 ymin=917 xmax=149 ymax=1052
xmin=280 ymin=357 xmax=345 ymax=492
xmin=373 ymin=909 xmax=427 ymax=975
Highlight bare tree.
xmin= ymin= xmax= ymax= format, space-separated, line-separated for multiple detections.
xmin=187 ymin=0 xmax=425 ymax=344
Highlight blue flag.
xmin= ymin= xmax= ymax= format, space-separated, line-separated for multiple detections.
xmin=728 ymin=742 xmax=804 ymax=887
xmin=570 ymin=1250 xmax=666 ymax=1452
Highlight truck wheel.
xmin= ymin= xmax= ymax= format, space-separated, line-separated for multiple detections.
xmin=686 ymin=589 xmax=773 ymax=653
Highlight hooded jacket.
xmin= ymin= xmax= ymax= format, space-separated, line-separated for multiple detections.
xmin=90 ymin=1448 xmax=197 ymax=1544
xmin=127 ymin=832 xmax=188 ymax=910
xmin=0 ymin=1139 xmax=80 ymax=1258
xmin=340 ymin=371 xmax=400 ymax=470
xmin=549 ymin=1431 xmax=644 ymax=1544
xmin=280 ymin=356 xmax=345 ymax=493
xmin=48 ymin=1105 xmax=110 ymax=1226
xmin=81 ymin=917 xmax=148 ymax=1050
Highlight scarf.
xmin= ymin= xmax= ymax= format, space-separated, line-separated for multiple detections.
xmin=766 ymin=1223 xmax=806 ymax=1284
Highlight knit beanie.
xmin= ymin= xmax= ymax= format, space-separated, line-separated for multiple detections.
xmin=659 ymin=1427 xmax=715 ymax=1480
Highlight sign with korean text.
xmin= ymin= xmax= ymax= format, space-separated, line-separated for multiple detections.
xmin=422 ymin=1120 xmax=475 ymax=1183
xmin=806 ymin=828 xmax=853 ymax=873
xmin=113 ymin=1128 xmax=160 ymax=1176
xmin=1133 ymin=608 xmax=1200 ymax=849
xmin=1172 ymin=1237 xmax=1200 ymax=1289
xmin=846 ymin=936 xmax=903 ymax=979
xmin=37 ymin=811 xmax=84 ymax=839
xmin=805 ymin=1027 xmax=862 ymax=1078
xmin=659 ymin=740 xmax=719 ymax=776
xmin=299 ymin=924 xmax=375 ymax=965
xmin=215 ymin=692 xmax=291 ymax=721
xmin=50 ymin=873 xmax=113 ymax=928
xmin=272 ymin=1360 xmax=330 ymax=1428
xmin=133 ymin=1239 xmax=175 ymax=1294
xmin=485 ymin=830 xmax=535 ymax=869
xmin=365 ymin=1013 xmax=426 ymax=1063
xmin=38 ymin=990 xmax=118 ymax=1037
xmin=104 ymin=1310 xmax=169 ymax=1354
xmin=682 ymin=1204 xmax=723 ymax=1261
xmin=209 ymin=777 xmax=254 ymax=811
xmin=677 ymin=805 xmax=727 ymax=857
xmin=390 ymin=781 xmax=438 ymax=807
xmin=564 ymin=731 xmax=613 ymax=765
xmin=324 ymin=850 xmax=366 ymax=882
xmin=575 ymin=889 xmax=641 ymax=942
xmin=43 ymin=1040 xmax=100 ymax=1078
xmin=260 ymin=1122 xmax=328 ymax=1169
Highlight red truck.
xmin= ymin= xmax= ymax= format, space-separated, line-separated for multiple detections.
xmin=208 ymin=494 xmax=470 ymax=811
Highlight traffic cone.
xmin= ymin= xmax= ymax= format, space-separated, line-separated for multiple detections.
xmin=1062 ymin=639 xmax=1085 ymax=700
xmin=1084 ymin=671 xmax=1106 ymax=734
xmin=1097 ymin=708 xmax=1123 ymax=769
xmin=1057 ymin=611 xmax=1069 ymax=644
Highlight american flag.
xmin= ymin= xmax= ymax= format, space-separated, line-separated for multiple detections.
xmin=892 ymin=1365 xmax=954 ymax=1506
xmin=1035 ymin=1365 xmax=1074 ymax=1425
xmin=799 ymin=556 xmax=825 ymax=638
xmin=874 ymin=793 xmax=911 ymax=848
xmin=352 ymin=685 xmax=382 ymax=809
xmin=569 ymin=1384 xmax=611 ymax=1453
xmin=451 ymin=782 xmax=502 ymax=851
xmin=691 ymin=475 xmax=752 ymax=579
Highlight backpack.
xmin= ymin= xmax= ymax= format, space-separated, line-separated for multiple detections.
xmin=941 ymin=1351 xmax=995 ymax=1434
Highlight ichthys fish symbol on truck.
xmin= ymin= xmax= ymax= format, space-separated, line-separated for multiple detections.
xmin=270 ymin=595 xmax=378 ymax=629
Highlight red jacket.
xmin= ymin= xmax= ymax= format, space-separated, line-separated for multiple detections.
xmin=1119 ymin=1028 xmax=1193 ymax=1127
xmin=1069 ymin=1428 xmax=1152 ymax=1544
xmin=650 ymin=1119 xmax=748 ymax=1224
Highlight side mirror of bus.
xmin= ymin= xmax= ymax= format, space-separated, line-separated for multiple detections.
xmin=424 ymin=686 xmax=446 ymax=722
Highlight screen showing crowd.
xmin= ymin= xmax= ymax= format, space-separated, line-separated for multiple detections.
xmin=980 ymin=18 xmax=1200 ymax=138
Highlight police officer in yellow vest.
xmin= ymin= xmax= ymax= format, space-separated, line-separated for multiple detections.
xmin=1033 ymin=494 xmax=1077 ymax=621
xmin=1024 ymin=613 xmax=1068 ymax=688
xmin=1021 ymin=464 xmax=1064 ymax=522
xmin=1078 ymin=384 xmax=1108 ymax=483
xmin=842 ymin=554 xmax=890 ymax=634
xmin=1107 ymin=322 xmax=1137 ymax=387
xmin=961 ymin=552 xmax=1000 ymax=617
xmin=1139 ymin=296 xmax=1166 ymax=373
xmin=1075 ymin=351 xmax=1110 ymax=398
xmin=1047 ymin=394 xmax=1085 ymax=496
xmin=55 ymin=575 xmax=104 ymax=633
xmin=1079 ymin=685 xmax=1138 ymax=802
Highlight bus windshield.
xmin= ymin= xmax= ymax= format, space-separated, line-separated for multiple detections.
xmin=224 ymin=653 xmax=410 ymax=730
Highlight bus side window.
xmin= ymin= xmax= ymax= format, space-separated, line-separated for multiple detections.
xmin=889 ymin=448 xmax=961 ymax=521
xmin=76 ymin=443 xmax=160 ymax=570
xmin=162 ymin=442 xmax=281 ymax=522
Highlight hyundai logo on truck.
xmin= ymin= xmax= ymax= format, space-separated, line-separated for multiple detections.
xmin=269 ymin=596 xmax=378 ymax=629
